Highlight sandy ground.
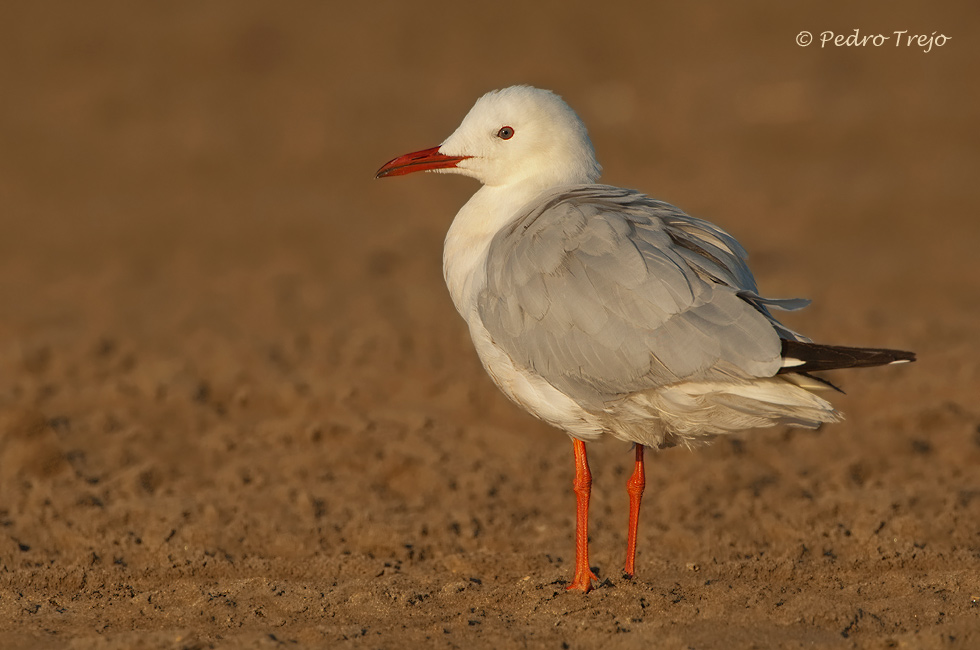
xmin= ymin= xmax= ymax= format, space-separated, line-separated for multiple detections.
xmin=1 ymin=1 xmax=979 ymax=648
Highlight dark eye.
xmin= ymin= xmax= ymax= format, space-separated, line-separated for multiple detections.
xmin=496 ymin=126 xmax=515 ymax=140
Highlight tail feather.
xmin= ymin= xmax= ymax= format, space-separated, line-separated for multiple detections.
xmin=778 ymin=340 xmax=916 ymax=375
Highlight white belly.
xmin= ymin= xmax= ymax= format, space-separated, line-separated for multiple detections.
xmin=466 ymin=316 xmax=606 ymax=442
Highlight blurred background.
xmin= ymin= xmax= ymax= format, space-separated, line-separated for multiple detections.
xmin=1 ymin=1 xmax=975 ymax=335
xmin=1 ymin=1 xmax=975 ymax=405
xmin=1 ymin=1 xmax=977 ymax=647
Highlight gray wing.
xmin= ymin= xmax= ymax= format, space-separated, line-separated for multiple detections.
xmin=477 ymin=185 xmax=809 ymax=409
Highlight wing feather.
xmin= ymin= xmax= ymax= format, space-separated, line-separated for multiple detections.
xmin=478 ymin=185 xmax=798 ymax=408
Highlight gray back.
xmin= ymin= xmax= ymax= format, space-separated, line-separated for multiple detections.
xmin=477 ymin=185 xmax=807 ymax=409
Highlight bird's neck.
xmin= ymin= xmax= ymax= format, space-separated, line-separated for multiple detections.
xmin=443 ymin=180 xmax=552 ymax=317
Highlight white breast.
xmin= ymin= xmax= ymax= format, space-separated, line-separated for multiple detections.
xmin=443 ymin=183 xmax=606 ymax=442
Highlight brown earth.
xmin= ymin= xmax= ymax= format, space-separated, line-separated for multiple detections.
xmin=1 ymin=1 xmax=978 ymax=648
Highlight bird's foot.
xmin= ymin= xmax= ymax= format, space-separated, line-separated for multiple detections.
xmin=566 ymin=567 xmax=599 ymax=593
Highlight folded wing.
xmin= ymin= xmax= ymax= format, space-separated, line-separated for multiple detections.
xmin=477 ymin=185 xmax=804 ymax=410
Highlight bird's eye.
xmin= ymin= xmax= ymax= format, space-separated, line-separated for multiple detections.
xmin=496 ymin=126 xmax=515 ymax=140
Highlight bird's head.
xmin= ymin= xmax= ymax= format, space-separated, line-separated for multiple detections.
xmin=376 ymin=86 xmax=602 ymax=191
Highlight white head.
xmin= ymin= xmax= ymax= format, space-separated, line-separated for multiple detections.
xmin=377 ymin=86 xmax=602 ymax=191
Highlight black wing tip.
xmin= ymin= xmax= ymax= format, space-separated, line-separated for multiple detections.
xmin=779 ymin=340 xmax=916 ymax=374
xmin=889 ymin=350 xmax=917 ymax=364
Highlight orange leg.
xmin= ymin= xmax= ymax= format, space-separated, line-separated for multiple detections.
xmin=567 ymin=439 xmax=598 ymax=592
xmin=624 ymin=444 xmax=645 ymax=578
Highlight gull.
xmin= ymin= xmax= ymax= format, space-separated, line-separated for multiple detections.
xmin=375 ymin=85 xmax=915 ymax=593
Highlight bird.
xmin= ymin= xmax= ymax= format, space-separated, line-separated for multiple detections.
xmin=375 ymin=85 xmax=915 ymax=593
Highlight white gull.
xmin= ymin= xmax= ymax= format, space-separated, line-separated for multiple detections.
xmin=376 ymin=85 xmax=915 ymax=592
